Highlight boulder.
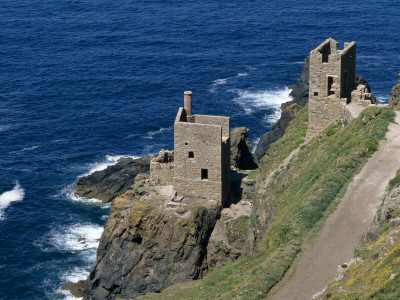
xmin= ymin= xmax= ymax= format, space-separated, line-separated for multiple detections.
xmin=61 ymin=279 xmax=88 ymax=298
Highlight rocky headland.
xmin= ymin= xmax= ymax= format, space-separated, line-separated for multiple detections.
xmin=65 ymin=125 xmax=258 ymax=299
xmin=63 ymin=58 xmax=399 ymax=299
xmin=73 ymin=157 xmax=152 ymax=203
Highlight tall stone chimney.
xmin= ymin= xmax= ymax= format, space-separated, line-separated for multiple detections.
xmin=184 ymin=91 xmax=192 ymax=116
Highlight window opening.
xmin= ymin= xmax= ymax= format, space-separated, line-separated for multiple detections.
xmin=188 ymin=151 xmax=194 ymax=158
xmin=201 ymin=169 xmax=208 ymax=180
xmin=328 ymin=76 xmax=334 ymax=95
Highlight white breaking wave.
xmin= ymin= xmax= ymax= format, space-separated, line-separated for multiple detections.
xmin=61 ymin=154 xmax=139 ymax=205
xmin=210 ymin=71 xmax=251 ymax=93
xmin=84 ymin=154 xmax=140 ymax=176
xmin=0 ymin=125 xmax=11 ymax=132
xmin=61 ymin=266 xmax=91 ymax=283
xmin=264 ymin=108 xmax=283 ymax=124
xmin=49 ymin=223 xmax=103 ymax=253
xmin=58 ymin=289 xmax=83 ymax=300
xmin=144 ymin=126 xmax=172 ymax=140
xmin=0 ymin=182 xmax=25 ymax=220
xmin=376 ymin=95 xmax=389 ymax=104
xmin=231 ymin=87 xmax=292 ymax=122
xmin=10 ymin=145 xmax=40 ymax=154
xmin=68 ymin=191 xmax=103 ymax=204
xmin=213 ymin=77 xmax=230 ymax=85
xmin=231 ymin=86 xmax=292 ymax=108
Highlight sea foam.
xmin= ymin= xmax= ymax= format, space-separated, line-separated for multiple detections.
xmin=144 ymin=127 xmax=172 ymax=140
xmin=231 ymin=87 xmax=292 ymax=122
xmin=0 ymin=182 xmax=25 ymax=220
xmin=84 ymin=154 xmax=140 ymax=176
xmin=49 ymin=223 xmax=103 ymax=254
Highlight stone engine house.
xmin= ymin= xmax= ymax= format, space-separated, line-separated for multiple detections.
xmin=308 ymin=38 xmax=356 ymax=136
xmin=308 ymin=38 xmax=373 ymax=137
xmin=150 ymin=91 xmax=231 ymax=206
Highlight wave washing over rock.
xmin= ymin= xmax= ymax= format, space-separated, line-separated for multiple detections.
xmin=0 ymin=182 xmax=25 ymax=220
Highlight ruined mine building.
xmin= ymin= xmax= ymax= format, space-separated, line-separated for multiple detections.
xmin=150 ymin=91 xmax=231 ymax=206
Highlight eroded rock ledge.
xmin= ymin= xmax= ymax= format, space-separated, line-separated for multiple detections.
xmin=85 ymin=175 xmax=221 ymax=299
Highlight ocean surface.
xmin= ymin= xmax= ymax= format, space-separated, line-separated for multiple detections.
xmin=0 ymin=0 xmax=399 ymax=299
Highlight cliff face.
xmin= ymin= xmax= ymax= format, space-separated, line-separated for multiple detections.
xmin=83 ymin=176 xmax=220 ymax=300
xmin=389 ymin=73 xmax=400 ymax=109
xmin=65 ymin=131 xmax=256 ymax=299
xmin=254 ymin=56 xmax=309 ymax=161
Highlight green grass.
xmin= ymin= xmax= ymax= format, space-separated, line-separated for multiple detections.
xmin=259 ymin=103 xmax=308 ymax=177
xmin=139 ymin=106 xmax=395 ymax=300
xmin=319 ymin=161 xmax=400 ymax=300
xmin=247 ymin=169 xmax=260 ymax=181
xmin=388 ymin=169 xmax=400 ymax=192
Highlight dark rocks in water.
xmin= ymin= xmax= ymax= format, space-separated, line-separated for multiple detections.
xmin=389 ymin=72 xmax=400 ymax=109
xmin=61 ymin=279 xmax=88 ymax=298
xmin=254 ymin=56 xmax=309 ymax=162
xmin=73 ymin=156 xmax=151 ymax=203
xmin=230 ymin=127 xmax=258 ymax=170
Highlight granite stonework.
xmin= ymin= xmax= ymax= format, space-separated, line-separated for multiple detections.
xmin=308 ymin=38 xmax=374 ymax=138
xmin=149 ymin=92 xmax=231 ymax=207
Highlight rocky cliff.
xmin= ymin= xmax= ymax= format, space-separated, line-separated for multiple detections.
xmin=254 ymin=56 xmax=309 ymax=161
xmin=64 ymin=127 xmax=256 ymax=299
xmin=82 ymin=175 xmax=221 ymax=299
xmin=389 ymin=72 xmax=400 ymax=109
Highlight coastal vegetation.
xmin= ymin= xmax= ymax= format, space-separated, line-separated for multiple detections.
xmin=139 ymin=106 xmax=396 ymax=299
xmin=320 ymin=169 xmax=400 ymax=299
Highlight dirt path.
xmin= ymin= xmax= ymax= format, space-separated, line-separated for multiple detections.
xmin=269 ymin=112 xmax=400 ymax=300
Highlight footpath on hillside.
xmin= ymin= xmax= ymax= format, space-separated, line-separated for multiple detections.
xmin=269 ymin=112 xmax=400 ymax=300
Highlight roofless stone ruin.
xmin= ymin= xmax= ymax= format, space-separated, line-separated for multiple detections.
xmin=308 ymin=37 xmax=374 ymax=137
xmin=150 ymin=91 xmax=231 ymax=206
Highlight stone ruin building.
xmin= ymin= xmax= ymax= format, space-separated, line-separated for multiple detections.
xmin=308 ymin=38 xmax=373 ymax=137
xmin=150 ymin=91 xmax=231 ymax=206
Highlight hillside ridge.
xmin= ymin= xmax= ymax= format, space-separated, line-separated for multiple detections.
xmin=270 ymin=111 xmax=400 ymax=299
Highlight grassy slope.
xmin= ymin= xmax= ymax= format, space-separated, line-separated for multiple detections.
xmin=320 ymin=170 xmax=400 ymax=300
xmin=139 ymin=106 xmax=395 ymax=300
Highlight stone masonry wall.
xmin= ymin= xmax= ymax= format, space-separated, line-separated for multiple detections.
xmin=173 ymin=121 xmax=223 ymax=204
xmin=308 ymin=38 xmax=356 ymax=138
xmin=340 ymin=42 xmax=356 ymax=99
xmin=193 ymin=114 xmax=230 ymax=138
xmin=150 ymin=161 xmax=174 ymax=186
xmin=221 ymin=139 xmax=231 ymax=205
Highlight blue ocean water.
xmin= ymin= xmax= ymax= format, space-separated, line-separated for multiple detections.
xmin=0 ymin=0 xmax=399 ymax=298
